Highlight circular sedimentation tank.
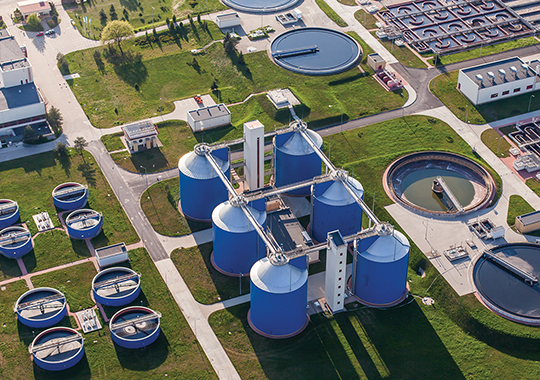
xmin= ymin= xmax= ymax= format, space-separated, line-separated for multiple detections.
xmin=221 ymin=0 xmax=301 ymax=13
xmin=52 ymin=182 xmax=88 ymax=211
xmin=178 ymin=144 xmax=230 ymax=222
xmin=30 ymin=327 xmax=84 ymax=371
xmin=212 ymin=198 xmax=267 ymax=276
xmin=109 ymin=306 xmax=161 ymax=349
xmin=66 ymin=209 xmax=103 ymax=239
xmin=472 ymin=243 xmax=540 ymax=325
xmin=384 ymin=151 xmax=494 ymax=216
xmin=15 ymin=287 xmax=67 ymax=328
xmin=249 ymin=257 xmax=309 ymax=338
xmin=273 ymin=123 xmax=323 ymax=196
xmin=0 ymin=199 xmax=19 ymax=229
xmin=270 ymin=27 xmax=362 ymax=75
xmin=92 ymin=267 xmax=141 ymax=307
xmin=0 ymin=225 xmax=33 ymax=259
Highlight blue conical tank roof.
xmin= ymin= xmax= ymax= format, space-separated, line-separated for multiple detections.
xmin=178 ymin=151 xmax=229 ymax=180
xmin=318 ymin=177 xmax=364 ymax=206
xmin=250 ymin=257 xmax=308 ymax=294
xmin=361 ymin=230 xmax=409 ymax=263
xmin=212 ymin=201 xmax=266 ymax=233
xmin=276 ymin=129 xmax=323 ymax=156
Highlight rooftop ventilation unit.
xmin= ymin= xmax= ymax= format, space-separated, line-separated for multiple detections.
xmin=475 ymin=74 xmax=484 ymax=86
xmin=510 ymin=66 xmax=518 ymax=78
xmin=522 ymin=64 xmax=529 ymax=75
xmin=487 ymin=71 xmax=495 ymax=82
xmin=498 ymin=69 xmax=506 ymax=80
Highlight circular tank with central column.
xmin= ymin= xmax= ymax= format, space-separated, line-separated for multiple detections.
xmin=30 ymin=327 xmax=84 ymax=371
xmin=311 ymin=172 xmax=364 ymax=243
xmin=110 ymin=306 xmax=161 ymax=349
xmin=212 ymin=197 xmax=267 ymax=276
xmin=0 ymin=199 xmax=19 ymax=229
xmin=178 ymin=144 xmax=231 ymax=222
xmin=273 ymin=123 xmax=323 ymax=196
xmin=353 ymin=226 xmax=410 ymax=306
xmin=0 ymin=225 xmax=33 ymax=259
xmin=248 ymin=257 xmax=309 ymax=338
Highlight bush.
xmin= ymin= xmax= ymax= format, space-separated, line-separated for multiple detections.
xmin=56 ymin=52 xmax=69 ymax=74
xmin=26 ymin=14 xmax=42 ymax=30
xmin=54 ymin=142 xmax=68 ymax=157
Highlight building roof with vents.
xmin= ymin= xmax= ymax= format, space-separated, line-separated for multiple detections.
xmin=188 ymin=104 xmax=230 ymax=122
xmin=460 ymin=57 xmax=536 ymax=89
xmin=122 ymin=120 xmax=157 ymax=141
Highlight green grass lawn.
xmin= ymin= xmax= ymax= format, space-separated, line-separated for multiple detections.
xmin=141 ymin=177 xmax=211 ymax=236
xmin=1 ymin=248 xmax=217 ymax=379
xmin=0 ymin=150 xmax=138 ymax=248
xmin=372 ymin=32 xmax=427 ymax=69
xmin=315 ymin=0 xmax=348 ymax=27
xmin=354 ymin=9 xmax=379 ymax=30
xmin=337 ymin=0 xmax=358 ymax=5
xmin=64 ymin=0 xmax=228 ymax=38
xmin=22 ymin=229 xmax=90 ymax=273
xmin=480 ymin=128 xmax=511 ymax=158
xmin=171 ymin=242 xmax=250 ymax=304
xmin=506 ymin=195 xmax=535 ymax=227
xmin=64 ymin=24 xmax=405 ymax=129
xmin=0 ymin=255 xmax=22 ymax=281
xmin=432 ymin=71 xmax=540 ymax=124
xmin=101 ymin=132 xmax=126 ymax=152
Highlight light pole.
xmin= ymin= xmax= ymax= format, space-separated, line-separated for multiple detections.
xmin=140 ymin=165 xmax=148 ymax=190
xmin=528 ymin=94 xmax=535 ymax=113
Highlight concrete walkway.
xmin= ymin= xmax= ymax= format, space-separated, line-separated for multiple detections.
xmin=158 ymin=228 xmax=213 ymax=256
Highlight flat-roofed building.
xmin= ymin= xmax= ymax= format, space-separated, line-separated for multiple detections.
xmin=121 ymin=119 xmax=159 ymax=153
xmin=367 ymin=53 xmax=386 ymax=72
xmin=216 ymin=13 xmax=241 ymax=29
xmin=515 ymin=210 xmax=540 ymax=234
xmin=187 ymin=103 xmax=231 ymax=132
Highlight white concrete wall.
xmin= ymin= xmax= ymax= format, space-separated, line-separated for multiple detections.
xmin=0 ymin=102 xmax=46 ymax=126
xmin=1 ymin=65 xmax=33 ymax=88
xmin=457 ymin=70 xmax=480 ymax=105
xmin=244 ymin=120 xmax=264 ymax=191
xmin=187 ymin=113 xmax=231 ymax=132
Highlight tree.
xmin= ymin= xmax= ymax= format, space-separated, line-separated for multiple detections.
xmin=46 ymin=106 xmax=63 ymax=136
xmin=54 ymin=142 xmax=68 ymax=157
xmin=109 ymin=5 xmax=118 ymax=21
xmin=99 ymin=8 xmax=107 ymax=22
xmin=73 ymin=136 xmax=88 ymax=155
xmin=210 ymin=79 xmax=218 ymax=91
xmin=22 ymin=126 xmax=36 ymax=144
xmin=100 ymin=20 xmax=134 ymax=54
xmin=197 ymin=13 xmax=201 ymax=24
xmin=238 ymin=51 xmax=245 ymax=65
xmin=26 ymin=14 xmax=41 ymax=30
xmin=223 ymin=32 xmax=238 ymax=55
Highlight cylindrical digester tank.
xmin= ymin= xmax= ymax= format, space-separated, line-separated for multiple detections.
xmin=273 ymin=126 xmax=323 ymax=196
xmin=178 ymin=144 xmax=230 ymax=222
xmin=110 ymin=306 xmax=161 ymax=349
xmin=0 ymin=225 xmax=33 ymax=259
xmin=15 ymin=287 xmax=67 ymax=328
xmin=92 ymin=267 xmax=141 ymax=307
xmin=311 ymin=176 xmax=364 ymax=243
xmin=0 ymin=199 xmax=19 ymax=229
xmin=52 ymin=182 xmax=88 ymax=211
xmin=66 ymin=209 xmax=103 ymax=239
xmin=212 ymin=199 xmax=267 ymax=276
xmin=353 ymin=228 xmax=410 ymax=306
xmin=248 ymin=257 xmax=309 ymax=338
xmin=30 ymin=327 xmax=84 ymax=371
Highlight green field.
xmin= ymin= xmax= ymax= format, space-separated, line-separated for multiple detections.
xmin=507 ymin=195 xmax=535 ymax=228
xmin=354 ymin=9 xmax=379 ymax=30
xmin=0 ymin=248 xmax=217 ymax=379
xmin=371 ymin=32 xmax=427 ymax=69
xmin=480 ymin=128 xmax=511 ymax=158
xmin=64 ymin=27 xmax=405 ymax=129
xmin=315 ymin=0 xmax=348 ymax=27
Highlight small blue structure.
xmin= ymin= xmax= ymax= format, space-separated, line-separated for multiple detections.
xmin=273 ymin=127 xmax=323 ymax=196
xmin=30 ymin=327 xmax=84 ymax=371
xmin=15 ymin=287 xmax=67 ymax=328
xmin=249 ymin=257 xmax=309 ymax=338
xmin=212 ymin=198 xmax=267 ymax=276
xmin=92 ymin=267 xmax=141 ymax=307
xmin=311 ymin=175 xmax=364 ymax=243
xmin=0 ymin=225 xmax=33 ymax=259
xmin=52 ymin=182 xmax=88 ymax=211
xmin=178 ymin=144 xmax=230 ymax=222
xmin=110 ymin=306 xmax=161 ymax=349
xmin=353 ymin=227 xmax=410 ymax=306
xmin=66 ymin=209 xmax=103 ymax=239
xmin=0 ymin=199 xmax=19 ymax=229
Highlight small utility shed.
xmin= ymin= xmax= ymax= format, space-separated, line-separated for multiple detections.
xmin=95 ymin=242 xmax=129 ymax=268
xmin=515 ymin=210 xmax=540 ymax=234
xmin=122 ymin=120 xmax=158 ymax=153
xmin=216 ymin=13 xmax=241 ymax=29
xmin=367 ymin=53 xmax=386 ymax=71
xmin=187 ymin=103 xmax=231 ymax=132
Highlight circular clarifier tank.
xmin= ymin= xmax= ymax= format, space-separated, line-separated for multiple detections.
xmin=66 ymin=209 xmax=103 ymax=239
xmin=472 ymin=243 xmax=540 ymax=325
xmin=384 ymin=151 xmax=494 ymax=216
xmin=30 ymin=327 xmax=84 ymax=371
xmin=92 ymin=267 xmax=141 ymax=307
xmin=15 ymin=287 xmax=67 ymax=328
xmin=270 ymin=27 xmax=362 ymax=75
xmin=52 ymin=182 xmax=88 ymax=211
xmin=0 ymin=225 xmax=33 ymax=259
xmin=0 ymin=199 xmax=20 ymax=229
xmin=221 ymin=0 xmax=300 ymax=13
xmin=110 ymin=306 xmax=161 ymax=349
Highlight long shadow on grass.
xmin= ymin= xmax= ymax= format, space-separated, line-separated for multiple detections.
xmin=33 ymin=354 xmax=91 ymax=380
xmin=114 ymin=328 xmax=169 ymax=370
xmin=104 ymin=47 xmax=148 ymax=87
xmin=0 ymin=151 xmax=57 ymax=174
xmin=0 ymin=254 xmax=23 ymax=278
xmin=129 ymin=148 xmax=169 ymax=172
xmin=21 ymin=249 xmax=37 ymax=273
xmin=195 ymin=124 xmax=237 ymax=144
xmin=77 ymin=162 xmax=97 ymax=187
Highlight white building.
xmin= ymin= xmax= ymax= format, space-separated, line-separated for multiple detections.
xmin=457 ymin=57 xmax=540 ymax=106
xmin=187 ymin=103 xmax=231 ymax=132
xmin=17 ymin=0 xmax=51 ymax=19
xmin=122 ymin=120 xmax=159 ymax=153
xmin=215 ymin=13 xmax=241 ymax=29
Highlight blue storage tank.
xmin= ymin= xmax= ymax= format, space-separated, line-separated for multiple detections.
xmin=273 ymin=126 xmax=323 ymax=196
xmin=353 ymin=228 xmax=410 ymax=306
xmin=110 ymin=306 xmax=161 ymax=349
xmin=311 ymin=175 xmax=364 ymax=243
xmin=30 ymin=327 xmax=84 ymax=371
xmin=212 ymin=198 xmax=267 ymax=276
xmin=0 ymin=199 xmax=19 ymax=229
xmin=0 ymin=225 xmax=33 ymax=259
xmin=14 ymin=287 xmax=67 ymax=328
xmin=248 ymin=257 xmax=309 ymax=338
xmin=66 ymin=209 xmax=103 ymax=239
xmin=178 ymin=144 xmax=230 ymax=222
xmin=92 ymin=267 xmax=141 ymax=307
xmin=52 ymin=182 xmax=88 ymax=211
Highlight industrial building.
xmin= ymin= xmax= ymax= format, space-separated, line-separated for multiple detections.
xmin=215 ymin=13 xmax=241 ymax=29
xmin=457 ymin=57 xmax=540 ymax=105
xmin=515 ymin=210 xmax=540 ymax=234
xmin=122 ymin=120 xmax=159 ymax=153
xmin=186 ymin=103 xmax=231 ymax=132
